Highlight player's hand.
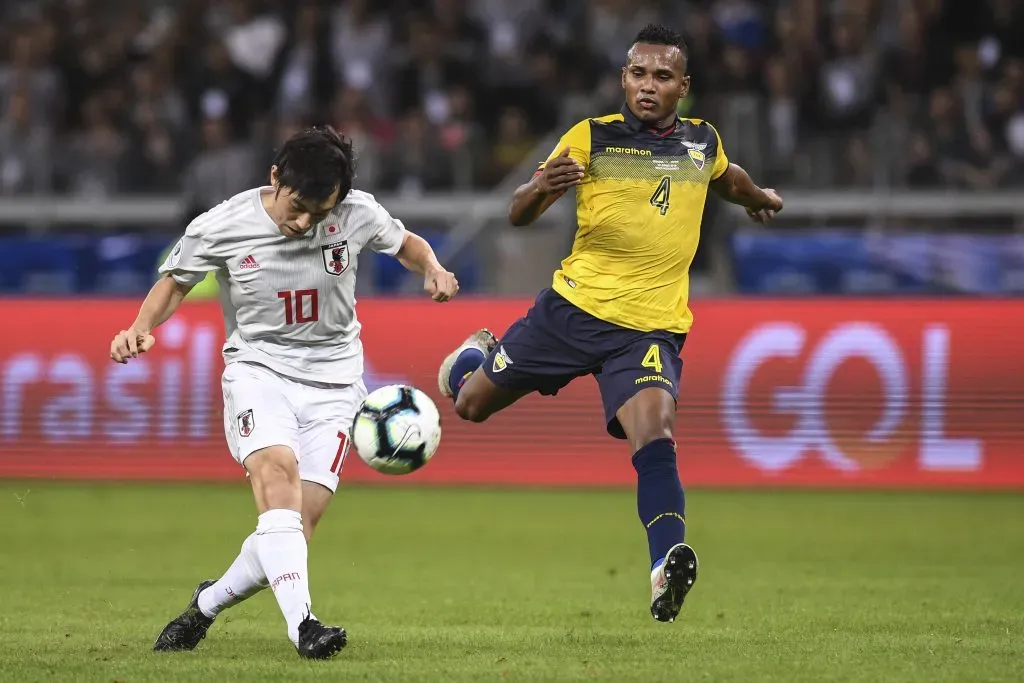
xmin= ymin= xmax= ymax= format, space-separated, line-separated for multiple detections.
xmin=536 ymin=146 xmax=585 ymax=195
xmin=110 ymin=327 xmax=156 ymax=364
xmin=424 ymin=267 xmax=459 ymax=303
xmin=746 ymin=189 xmax=783 ymax=224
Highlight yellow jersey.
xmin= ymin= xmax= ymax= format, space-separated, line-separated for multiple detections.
xmin=540 ymin=105 xmax=729 ymax=333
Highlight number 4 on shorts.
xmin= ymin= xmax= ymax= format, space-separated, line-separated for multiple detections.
xmin=641 ymin=343 xmax=663 ymax=374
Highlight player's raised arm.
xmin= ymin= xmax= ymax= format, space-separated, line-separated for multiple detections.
xmin=395 ymin=232 xmax=459 ymax=303
xmin=509 ymin=119 xmax=591 ymax=227
xmin=109 ymin=275 xmax=193 ymax=363
xmin=508 ymin=147 xmax=585 ymax=226
xmin=365 ymin=199 xmax=459 ymax=303
xmin=709 ymin=162 xmax=784 ymax=224
xmin=112 ymin=218 xmax=221 ymax=363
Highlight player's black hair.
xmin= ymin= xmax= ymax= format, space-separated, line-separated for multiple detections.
xmin=272 ymin=126 xmax=355 ymax=204
xmin=632 ymin=23 xmax=688 ymax=60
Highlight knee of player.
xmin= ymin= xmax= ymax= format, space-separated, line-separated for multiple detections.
xmin=253 ymin=456 xmax=298 ymax=482
xmin=246 ymin=447 xmax=300 ymax=496
xmin=454 ymin=393 xmax=490 ymax=423
xmin=628 ymin=415 xmax=676 ymax=452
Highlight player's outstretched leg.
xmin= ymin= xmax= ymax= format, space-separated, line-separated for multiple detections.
xmin=437 ymin=329 xmax=497 ymax=399
xmin=634 ymin=437 xmax=699 ymax=622
xmin=154 ymin=524 xmax=271 ymax=651
xmin=247 ymin=447 xmax=347 ymax=659
xmin=153 ymin=580 xmax=217 ymax=651
xmin=255 ymin=507 xmax=346 ymax=659
xmin=195 ymin=532 xmax=268 ymax=619
xmin=616 ymin=385 xmax=698 ymax=622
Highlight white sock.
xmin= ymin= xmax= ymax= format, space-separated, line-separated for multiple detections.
xmin=197 ymin=532 xmax=267 ymax=619
xmin=254 ymin=508 xmax=314 ymax=646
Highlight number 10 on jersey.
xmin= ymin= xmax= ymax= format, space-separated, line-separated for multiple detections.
xmin=278 ymin=289 xmax=319 ymax=325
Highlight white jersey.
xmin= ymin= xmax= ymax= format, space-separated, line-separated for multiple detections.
xmin=159 ymin=187 xmax=406 ymax=385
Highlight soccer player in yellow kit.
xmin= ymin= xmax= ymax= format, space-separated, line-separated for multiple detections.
xmin=439 ymin=23 xmax=783 ymax=622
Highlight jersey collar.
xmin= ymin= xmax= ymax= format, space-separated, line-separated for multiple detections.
xmin=620 ymin=102 xmax=679 ymax=135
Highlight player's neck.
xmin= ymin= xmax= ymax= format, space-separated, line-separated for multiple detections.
xmin=648 ymin=114 xmax=677 ymax=133
xmin=259 ymin=187 xmax=283 ymax=226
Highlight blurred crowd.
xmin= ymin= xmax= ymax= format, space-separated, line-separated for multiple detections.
xmin=0 ymin=0 xmax=1023 ymax=213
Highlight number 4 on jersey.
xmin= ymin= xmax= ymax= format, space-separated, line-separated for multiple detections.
xmin=650 ymin=176 xmax=671 ymax=216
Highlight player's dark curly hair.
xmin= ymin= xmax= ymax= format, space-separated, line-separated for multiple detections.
xmin=633 ymin=23 xmax=688 ymax=60
xmin=272 ymin=126 xmax=355 ymax=204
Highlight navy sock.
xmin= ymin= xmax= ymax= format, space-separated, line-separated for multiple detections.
xmin=448 ymin=348 xmax=485 ymax=399
xmin=632 ymin=438 xmax=686 ymax=570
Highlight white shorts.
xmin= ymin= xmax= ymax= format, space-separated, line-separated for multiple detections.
xmin=221 ymin=361 xmax=366 ymax=493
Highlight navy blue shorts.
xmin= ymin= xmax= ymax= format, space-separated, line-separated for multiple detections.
xmin=482 ymin=288 xmax=686 ymax=439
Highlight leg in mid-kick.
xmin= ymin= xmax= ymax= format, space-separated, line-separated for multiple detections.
xmin=154 ymin=446 xmax=347 ymax=659
xmin=438 ymin=290 xmax=598 ymax=421
xmin=154 ymin=362 xmax=351 ymax=659
xmin=438 ymin=328 xmax=532 ymax=422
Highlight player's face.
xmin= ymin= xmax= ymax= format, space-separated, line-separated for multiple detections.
xmin=621 ymin=44 xmax=689 ymax=126
xmin=268 ymin=167 xmax=340 ymax=238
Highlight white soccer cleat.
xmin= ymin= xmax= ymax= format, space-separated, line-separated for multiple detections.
xmin=650 ymin=543 xmax=699 ymax=623
xmin=437 ymin=329 xmax=498 ymax=398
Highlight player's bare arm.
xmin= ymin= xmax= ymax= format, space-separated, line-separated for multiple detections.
xmin=508 ymin=146 xmax=584 ymax=226
xmin=110 ymin=275 xmax=194 ymax=363
xmin=396 ymin=231 xmax=459 ymax=303
xmin=710 ymin=163 xmax=784 ymax=224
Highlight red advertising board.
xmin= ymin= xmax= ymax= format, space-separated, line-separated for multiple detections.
xmin=0 ymin=298 xmax=1021 ymax=488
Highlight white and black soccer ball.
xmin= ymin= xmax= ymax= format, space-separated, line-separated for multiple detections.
xmin=351 ymin=384 xmax=441 ymax=475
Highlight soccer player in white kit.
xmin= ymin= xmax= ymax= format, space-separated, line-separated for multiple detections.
xmin=109 ymin=127 xmax=459 ymax=659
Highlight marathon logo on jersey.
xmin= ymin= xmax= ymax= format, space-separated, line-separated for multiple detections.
xmin=237 ymin=409 xmax=255 ymax=437
xmin=321 ymin=240 xmax=350 ymax=276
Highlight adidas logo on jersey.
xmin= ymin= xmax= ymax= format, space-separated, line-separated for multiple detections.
xmin=239 ymin=255 xmax=260 ymax=270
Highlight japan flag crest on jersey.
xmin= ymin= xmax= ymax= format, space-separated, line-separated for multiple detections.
xmin=322 ymin=240 xmax=350 ymax=276
xmin=237 ymin=409 xmax=255 ymax=437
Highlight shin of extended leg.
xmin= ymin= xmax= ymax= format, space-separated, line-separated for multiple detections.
xmin=632 ymin=438 xmax=686 ymax=568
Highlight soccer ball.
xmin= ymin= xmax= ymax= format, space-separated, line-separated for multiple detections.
xmin=351 ymin=384 xmax=441 ymax=475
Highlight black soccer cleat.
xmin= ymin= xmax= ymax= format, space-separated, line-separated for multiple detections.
xmin=296 ymin=614 xmax=348 ymax=660
xmin=650 ymin=543 xmax=699 ymax=623
xmin=153 ymin=580 xmax=216 ymax=652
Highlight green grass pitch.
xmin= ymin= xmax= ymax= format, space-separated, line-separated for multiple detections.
xmin=0 ymin=482 xmax=1022 ymax=682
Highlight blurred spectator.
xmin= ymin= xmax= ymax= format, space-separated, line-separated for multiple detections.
xmin=377 ymin=109 xmax=453 ymax=196
xmin=0 ymin=0 xmax=1020 ymax=202
xmin=329 ymin=0 xmax=390 ymax=105
xmin=479 ymin=107 xmax=537 ymax=187
xmin=329 ymin=87 xmax=382 ymax=189
xmin=275 ymin=3 xmax=333 ymax=122
xmin=0 ymin=86 xmax=52 ymax=196
xmin=0 ymin=26 xmax=62 ymax=127
xmin=60 ymin=94 xmax=128 ymax=196
xmin=181 ymin=115 xmax=257 ymax=221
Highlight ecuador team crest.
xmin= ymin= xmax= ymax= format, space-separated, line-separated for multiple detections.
xmin=321 ymin=240 xmax=350 ymax=276
xmin=682 ymin=140 xmax=708 ymax=171
xmin=687 ymin=148 xmax=706 ymax=170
